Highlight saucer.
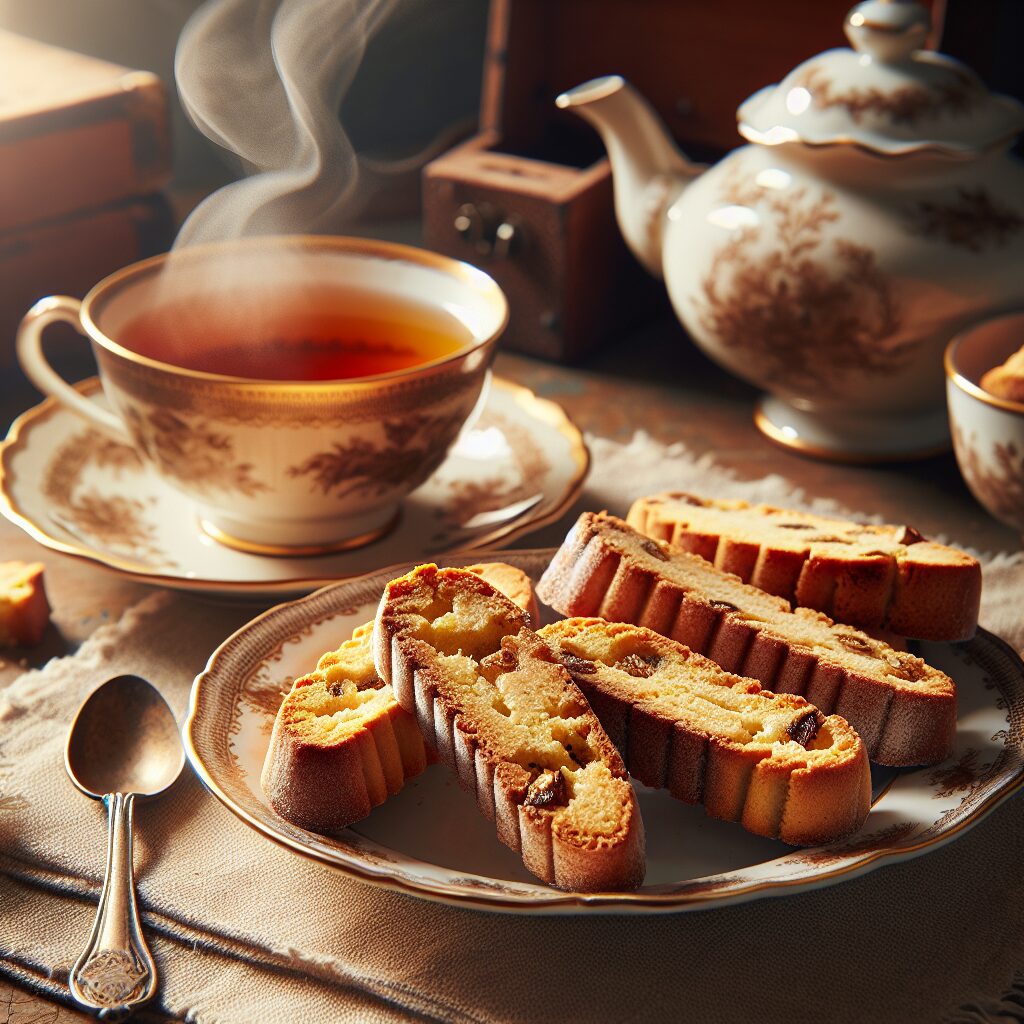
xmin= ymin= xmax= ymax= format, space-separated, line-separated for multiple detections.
xmin=0 ymin=377 xmax=588 ymax=595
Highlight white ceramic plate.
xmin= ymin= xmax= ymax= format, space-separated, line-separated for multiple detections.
xmin=0 ymin=377 xmax=587 ymax=596
xmin=184 ymin=549 xmax=1024 ymax=913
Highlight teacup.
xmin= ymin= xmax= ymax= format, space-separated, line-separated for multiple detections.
xmin=946 ymin=311 xmax=1024 ymax=534
xmin=17 ymin=235 xmax=508 ymax=554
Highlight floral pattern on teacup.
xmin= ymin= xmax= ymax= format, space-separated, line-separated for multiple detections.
xmin=123 ymin=405 xmax=269 ymax=497
xmin=287 ymin=409 xmax=469 ymax=500
xmin=952 ymin=424 xmax=1024 ymax=529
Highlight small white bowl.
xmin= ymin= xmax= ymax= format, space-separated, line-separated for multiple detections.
xmin=946 ymin=311 xmax=1024 ymax=534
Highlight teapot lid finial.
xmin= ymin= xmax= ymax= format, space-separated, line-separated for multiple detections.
xmin=844 ymin=1 xmax=929 ymax=65
xmin=737 ymin=0 xmax=1024 ymax=157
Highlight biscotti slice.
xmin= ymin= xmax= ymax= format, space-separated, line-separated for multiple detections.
xmin=262 ymin=562 xmax=539 ymax=832
xmin=539 ymin=618 xmax=871 ymax=846
xmin=537 ymin=513 xmax=956 ymax=767
xmin=260 ymin=622 xmax=429 ymax=831
xmin=0 ymin=561 xmax=50 ymax=647
xmin=465 ymin=562 xmax=540 ymax=624
xmin=374 ymin=564 xmax=645 ymax=891
xmin=628 ymin=493 xmax=981 ymax=641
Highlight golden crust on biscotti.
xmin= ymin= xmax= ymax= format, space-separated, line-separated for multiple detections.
xmin=627 ymin=493 xmax=981 ymax=642
xmin=262 ymin=563 xmax=541 ymax=833
xmin=373 ymin=564 xmax=645 ymax=891
xmin=0 ymin=561 xmax=50 ymax=647
xmin=539 ymin=618 xmax=871 ymax=846
xmin=536 ymin=512 xmax=957 ymax=767
xmin=260 ymin=622 xmax=429 ymax=832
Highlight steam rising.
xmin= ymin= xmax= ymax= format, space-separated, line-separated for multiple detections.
xmin=174 ymin=0 xmax=403 ymax=247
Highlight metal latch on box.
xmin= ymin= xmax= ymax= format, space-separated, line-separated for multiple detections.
xmin=453 ymin=202 xmax=523 ymax=260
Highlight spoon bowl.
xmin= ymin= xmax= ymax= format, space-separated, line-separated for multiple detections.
xmin=65 ymin=675 xmax=183 ymax=1021
xmin=66 ymin=674 xmax=184 ymax=800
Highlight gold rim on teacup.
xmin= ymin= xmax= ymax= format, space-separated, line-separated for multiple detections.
xmin=944 ymin=310 xmax=1024 ymax=535
xmin=945 ymin=312 xmax=1024 ymax=415
xmin=78 ymin=235 xmax=509 ymax=389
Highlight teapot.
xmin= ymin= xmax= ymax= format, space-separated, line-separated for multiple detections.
xmin=557 ymin=0 xmax=1024 ymax=460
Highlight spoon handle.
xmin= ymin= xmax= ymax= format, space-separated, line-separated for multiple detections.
xmin=69 ymin=792 xmax=158 ymax=1021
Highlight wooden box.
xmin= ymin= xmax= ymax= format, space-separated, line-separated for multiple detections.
xmin=0 ymin=31 xmax=172 ymax=233
xmin=423 ymin=0 xmax=876 ymax=361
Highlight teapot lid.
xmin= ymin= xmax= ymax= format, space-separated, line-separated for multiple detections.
xmin=737 ymin=0 xmax=1024 ymax=157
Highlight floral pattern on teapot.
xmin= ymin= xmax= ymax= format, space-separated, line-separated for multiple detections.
xmin=696 ymin=166 xmax=900 ymax=395
xmin=905 ymin=188 xmax=1024 ymax=252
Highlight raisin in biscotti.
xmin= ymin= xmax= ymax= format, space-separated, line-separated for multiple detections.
xmin=539 ymin=618 xmax=871 ymax=845
xmin=537 ymin=513 xmax=956 ymax=767
xmin=628 ymin=493 xmax=981 ymax=642
xmin=262 ymin=563 xmax=538 ymax=833
xmin=374 ymin=564 xmax=645 ymax=891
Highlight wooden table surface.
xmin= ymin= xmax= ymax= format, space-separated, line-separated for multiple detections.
xmin=1 ymin=306 xmax=1019 ymax=1023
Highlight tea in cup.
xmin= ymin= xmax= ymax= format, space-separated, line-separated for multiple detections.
xmin=17 ymin=236 xmax=508 ymax=554
xmin=946 ymin=310 xmax=1024 ymax=535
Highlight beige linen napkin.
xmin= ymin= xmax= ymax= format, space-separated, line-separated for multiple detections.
xmin=2 ymin=432 xmax=1024 ymax=1024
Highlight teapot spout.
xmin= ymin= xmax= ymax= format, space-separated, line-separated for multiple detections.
xmin=557 ymin=75 xmax=701 ymax=278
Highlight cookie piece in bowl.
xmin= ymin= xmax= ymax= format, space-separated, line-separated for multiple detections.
xmin=980 ymin=344 xmax=1024 ymax=403
xmin=374 ymin=564 xmax=645 ymax=891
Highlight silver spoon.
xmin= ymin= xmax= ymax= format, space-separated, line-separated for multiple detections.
xmin=64 ymin=674 xmax=184 ymax=1021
